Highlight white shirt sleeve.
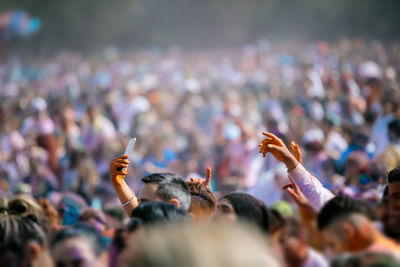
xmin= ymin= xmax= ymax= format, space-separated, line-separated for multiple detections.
xmin=288 ymin=164 xmax=335 ymax=212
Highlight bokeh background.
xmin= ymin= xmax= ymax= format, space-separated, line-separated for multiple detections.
xmin=1 ymin=0 xmax=400 ymax=210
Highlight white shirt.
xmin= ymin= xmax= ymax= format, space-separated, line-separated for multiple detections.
xmin=288 ymin=164 xmax=335 ymax=212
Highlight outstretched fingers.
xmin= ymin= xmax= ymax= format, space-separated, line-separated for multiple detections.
xmin=206 ymin=167 xmax=212 ymax=186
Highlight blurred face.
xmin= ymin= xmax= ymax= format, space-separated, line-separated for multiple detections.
xmin=214 ymin=198 xmax=237 ymax=222
xmin=279 ymin=232 xmax=307 ymax=265
xmin=52 ymin=237 xmax=106 ymax=267
xmin=138 ymin=183 xmax=162 ymax=205
xmin=387 ymin=181 xmax=400 ymax=239
xmin=321 ymin=228 xmax=347 ymax=255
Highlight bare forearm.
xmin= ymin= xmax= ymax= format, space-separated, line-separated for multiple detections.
xmin=284 ymin=154 xmax=299 ymax=172
xmin=113 ymin=181 xmax=139 ymax=217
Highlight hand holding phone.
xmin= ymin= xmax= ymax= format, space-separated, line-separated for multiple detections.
xmin=117 ymin=138 xmax=136 ymax=171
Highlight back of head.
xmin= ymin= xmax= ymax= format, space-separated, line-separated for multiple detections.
xmin=131 ymin=202 xmax=188 ymax=226
xmin=51 ymin=222 xmax=106 ymax=257
xmin=331 ymin=251 xmax=400 ymax=267
xmin=6 ymin=194 xmax=49 ymax=232
xmin=388 ymin=167 xmax=400 ymax=184
xmin=282 ymin=217 xmax=306 ymax=241
xmin=318 ymin=196 xmax=374 ymax=230
xmin=0 ymin=213 xmax=47 ymax=266
xmin=121 ymin=222 xmax=281 ymax=267
xmin=223 ymin=192 xmax=279 ymax=233
xmin=186 ymin=181 xmax=216 ymax=216
xmin=141 ymin=173 xmax=191 ymax=211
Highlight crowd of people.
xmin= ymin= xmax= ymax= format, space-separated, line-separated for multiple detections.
xmin=1 ymin=39 xmax=400 ymax=266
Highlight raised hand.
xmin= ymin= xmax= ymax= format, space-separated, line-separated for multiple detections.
xmin=190 ymin=167 xmax=212 ymax=188
xmin=258 ymin=132 xmax=298 ymax=171
xmin=282 ymin=176 xmax=316 ymax=226
xmin=283 ymin=175 xmax=322 ymax=249
xmin=110 ymin=155 xmax=130 ymax=187
xmin=290 ymin=141 xmax=302 ymax=164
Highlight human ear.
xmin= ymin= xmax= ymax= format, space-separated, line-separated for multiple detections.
xmin=168 ymin=198 xmax=180 ymax=209
xmin=340 ymin=222 xmax=355 ymax=240
xmin=26 ymin=241 xmax=43 ymax=260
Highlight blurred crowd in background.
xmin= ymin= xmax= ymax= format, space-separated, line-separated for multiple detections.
xmin=1 ymin=39 xmax=400 ymax=205
xmin=1 ymin=39 xmax=400 ymax=266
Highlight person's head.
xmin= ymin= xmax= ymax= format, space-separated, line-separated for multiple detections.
xmin=344 ymin=151 xmax=369 ymax=185
xmin=331 ymin=251 xmax=400 ymax=267
xmin=51 ymin=223 xmax=108 ymax=267
xmin=7 ymin=194 xmax=48 ymax=231
xmin=279 ymin=217 xmax=309 ymax=266
xmin=386 ymin=167 xmax=400 ymax=241
xmin=352 ymin=132 xmax=369 ymax=149
xmin=318 ymin=196 xmax=376 ymax=255
xmin=78 ymin=208 xmax=108 ymax=232
xmin=131 ymin=202 xmax=188 ymax=226
xmin=388 ymin=119 xmax=400 ymax=143
xmin=58 ymin=193 xmax=87 ymax=225
xmin=0 ymin=213 xmax=52 ymax=267
xmin=120 ymin=222 xmax=281 ymax=267
xmin=215 ymin=192 xmax=280 ymax=234
xmin=186 ymin=181 xmax=216 ymax=221
xmin=138 ymin=173 xmax=191 ymax=211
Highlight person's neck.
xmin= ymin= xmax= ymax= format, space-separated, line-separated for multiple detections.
xmin=349 ymin=224 xmax=377 ymax=252
xmin=369 ymin=228 xmax=388 ymax=247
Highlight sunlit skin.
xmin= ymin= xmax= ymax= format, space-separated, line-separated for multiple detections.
xmin=279 ymin=230 xmax=308 ymax=267
xmin=110 ymin=155 xmax=183 ymax=216
xmin=321 ymin=229 xmax=347 ymax=254
xmin=321 ymin=217 xmax=378 ymax=255
xmin=258 ymin=132 xmax=298 ymax=171
xmin=214 ymin=198 xmax=237 ymax=223
xmin=52 ymin=237 xmax=107 ymax=267
xmin=189 ymin=167 xmax=212 ymax=188
xmin=137 ymin=183 xmax=162 ymax=204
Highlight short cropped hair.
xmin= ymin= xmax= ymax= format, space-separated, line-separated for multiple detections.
xmin=318 ymin=196 xmax=375 ymax=230
xmin=141 ymin=173 xmax=191 ymax=211
xmin=51 ymin=223 xmax=107 ymax=256
xmin=388 ymin=166 xmax=400 ymax=183
xmin=131 ymin=202 xmax=188 ymax=226
xmin=186 ymin=181 xmax=216 ymax=215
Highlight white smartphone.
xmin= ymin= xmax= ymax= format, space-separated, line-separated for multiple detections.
xmin=124 ymin=137 xmax=137 ymax=156
xmin=118 ymin=137 xmax=136 ymax=171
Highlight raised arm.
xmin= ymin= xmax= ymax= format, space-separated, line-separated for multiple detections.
xmin=259 ymin=132 xmax=334 ymax=211
xmin=110 ymin=155 xmax=139 ymax=216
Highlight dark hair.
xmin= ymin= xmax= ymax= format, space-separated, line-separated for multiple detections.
xmin=282 ymin=217 xmax=306 ymax=241
xmin=141 ymin=173 xmax=191 ymax=211
xmin=186 ymin=181 xmax=216 ymax=214
xmin=51 ymin=222 xmax=106 ymax=256
xmin=0 ymin=214 xmax=47 ymax=265
xmin=382 ymin=184 xmax=389 ymax=204
xmin=131 ymin=202 xmax=188 ymax=226
xmin=318 ymin=196 xmax=375 ymax=230
xmin=388 ymin=119 xmax=400 ymax=138
xmin=223 ymin=192 xmax=279 ymax=233
xmin=126 ymin=217 xmax=143 ymax=233
xmin=388 ymin=166 xmax=400 ymax=183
